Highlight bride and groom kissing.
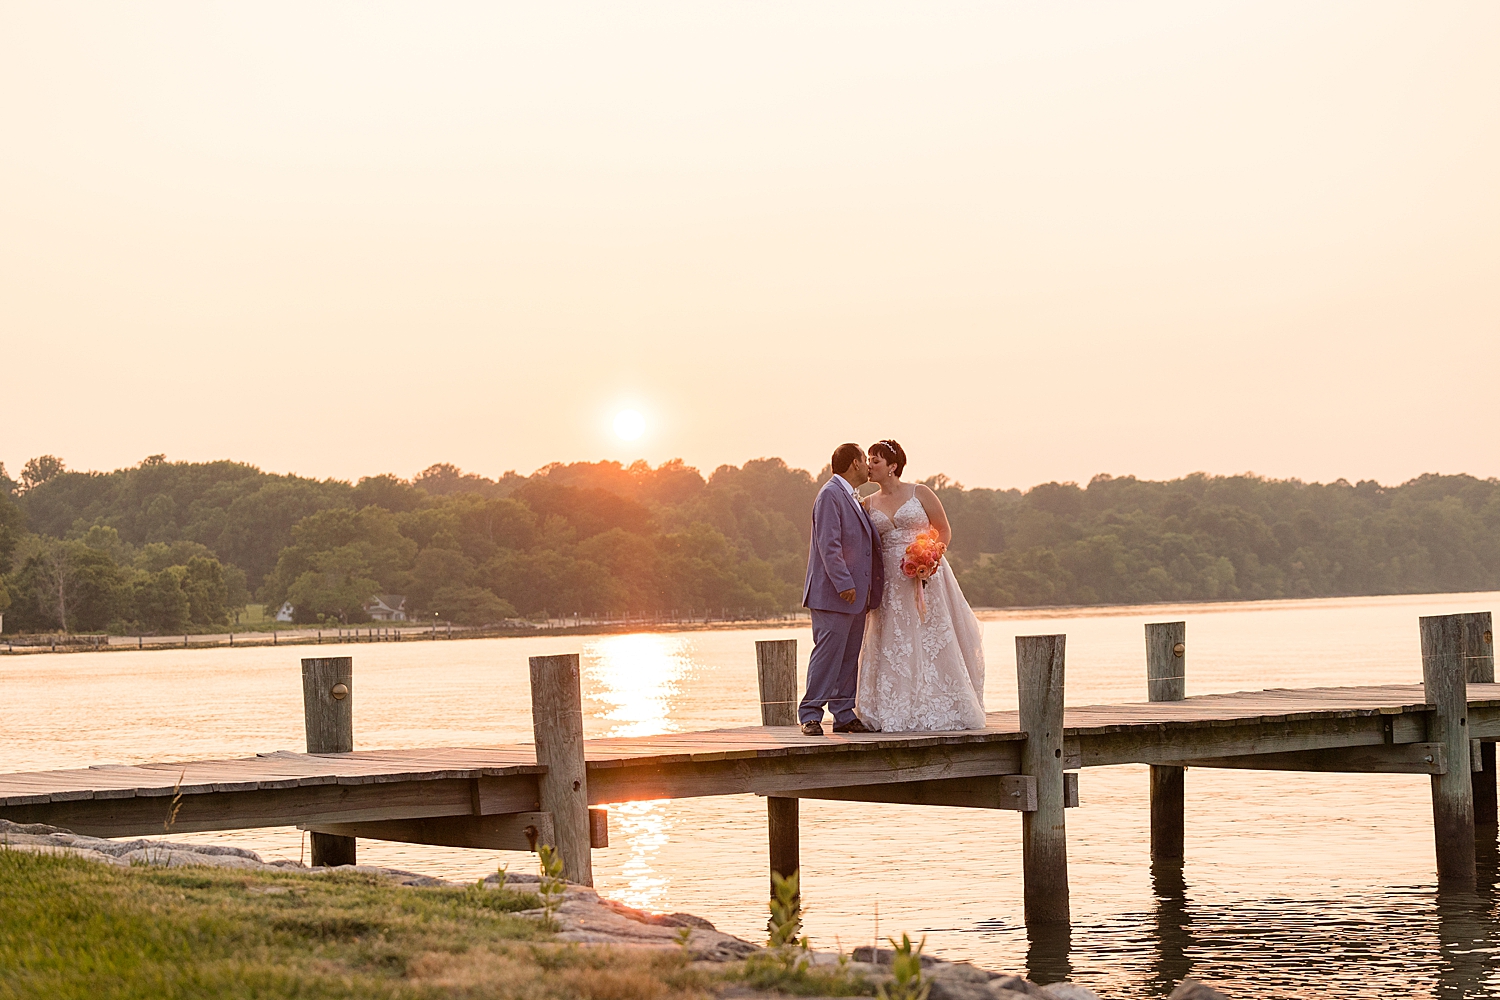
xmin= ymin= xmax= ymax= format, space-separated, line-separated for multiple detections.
xmin=798 ymin=440 xmax=987 ymax=736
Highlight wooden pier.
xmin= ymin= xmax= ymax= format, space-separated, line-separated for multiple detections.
xmin=1 ymin=610 xmax=1494 ymax=926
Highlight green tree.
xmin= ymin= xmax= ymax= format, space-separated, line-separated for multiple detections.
xmin=8 ymin=539 xmax=127 ymax=632
xmin=284 ymin=564 xmax=381 ymax=624
xmin=257 ymin=506 xmax=416 ymax=613
xmin=20 ymin=455 xmax=65 ymax=493
xmin=406 ymin=547 xmax=477 ymax=613
xmin=131 ymin=566 xmax=191 ymax=633
xmin=182 ymin=556 xmax=231 ymax=627
xmin=426 ymin=585 xmax=516 ymax=624
xmin=0 ymin=487 xmax=23 ymax=570
xmin=352 ymin=474 xmax=424 ymax=513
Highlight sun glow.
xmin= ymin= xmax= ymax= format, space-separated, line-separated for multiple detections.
xmin=613 ymin=409 xmax=645 ymax=441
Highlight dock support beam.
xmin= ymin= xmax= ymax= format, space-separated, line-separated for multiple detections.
xmin=1421 ymin=614 xmax=1476 ymax=886
xmin=1017 ymin=634 xmax=1069 ymax=926
xmin=1464 ymin=612 xmax=1496 ymax=844
xmin=1146 ymin=622 xmax=1186 ymax=862
xmin=302 ymin=656 xmax=356 ymax=867
xmin=529 ymin=653 xmax=594 ymax=886
xmin=757 ymin=639 xmax=800 ymax=895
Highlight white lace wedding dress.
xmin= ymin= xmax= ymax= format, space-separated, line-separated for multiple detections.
xmin=855 ymin=493 xmax=987 ymax=732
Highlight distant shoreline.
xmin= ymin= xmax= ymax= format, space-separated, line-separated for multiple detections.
xmin=0 ymin=613 xmax=815 ymax=655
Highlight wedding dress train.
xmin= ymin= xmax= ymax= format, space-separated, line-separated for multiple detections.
xmin=855 ymin=493 xmax=987 ymax=732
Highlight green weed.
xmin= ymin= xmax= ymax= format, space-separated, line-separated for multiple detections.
xmin=536 ymin=842 xmax=567 ymax=931
xmin=876 ymin=933 xmax=930 ymax=1000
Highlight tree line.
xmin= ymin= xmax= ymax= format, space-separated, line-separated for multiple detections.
xmin=1 ymin=453 xmax=1498 ymax=634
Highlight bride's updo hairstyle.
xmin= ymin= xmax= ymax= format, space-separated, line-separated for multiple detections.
xmin=869 ymin=439 xmax=907 ymax=477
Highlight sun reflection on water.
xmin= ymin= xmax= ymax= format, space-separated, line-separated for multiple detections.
xmin=583 ymin=633 xmax=694 ymax=739
xmin=583 ymin=633 xmax=695 ymax=911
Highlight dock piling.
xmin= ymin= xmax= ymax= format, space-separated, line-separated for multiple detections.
xmin=1421 ymin=614 xmax=1476 ymax=885
xmin=756 ymin=639 xmax=800 ymax=895
xmin=1016 ymin=633 xmax=1069 ymax=926
xmin=529 ymin=653 xmax=594 ymax=886
xmin=301 ymin=656 xmax=356 ymax=867
xmin=1463 ymin=612 xmax=1496 ymax=843
xmin=1146 ymin=622 xmax=1187 ymax=862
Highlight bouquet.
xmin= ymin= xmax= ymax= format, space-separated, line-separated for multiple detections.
xmin=900 ymin=528 xmax=946 ymax=621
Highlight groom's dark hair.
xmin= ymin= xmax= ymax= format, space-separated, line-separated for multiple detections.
xmin=830 ymin=443 xmax=863 ymax=475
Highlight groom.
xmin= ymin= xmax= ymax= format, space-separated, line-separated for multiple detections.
xmin=799 ymin=442 xmax=884 ymax=736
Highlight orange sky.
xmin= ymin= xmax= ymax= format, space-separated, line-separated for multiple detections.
xmin=2 ymin=3 xmax=1496 ymax=491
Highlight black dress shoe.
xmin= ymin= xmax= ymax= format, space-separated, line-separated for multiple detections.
xmin=800 ymin=721 xmax=824 ymax=736
xmin=832 ymin=718 xmax=877 ymax=734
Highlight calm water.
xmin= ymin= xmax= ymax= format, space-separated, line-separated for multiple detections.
xmin=5 ymin=592 xmax=1500 ymax=997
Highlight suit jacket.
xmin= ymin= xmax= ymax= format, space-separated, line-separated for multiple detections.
xmin=802 ymin=477 xmax=885 ymax=614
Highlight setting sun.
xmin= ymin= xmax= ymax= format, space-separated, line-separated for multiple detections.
xmin=613 ymin=409 xmax=645 ymax=441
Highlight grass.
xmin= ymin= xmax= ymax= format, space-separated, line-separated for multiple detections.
xmin=0 ymin=851 xmax=726 ymax=1000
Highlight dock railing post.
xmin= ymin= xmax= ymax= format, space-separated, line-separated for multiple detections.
xmin=1463 ymin=612 xmax=1496 ymax=843
xmin=756 ymin=639 xmax=800 ymax=896
xmin=302 ymin=656 xmax=355 ymax=867
xmin=1421 ymin=614 xmax=1476 ymax=885
xmin=1016 ymin=634 xmax=1069 ymax=926
xmin=1146 ymin=622 xmax=1187 ymax=862
xmin=529 ymin=653 xmax=594 ymax=887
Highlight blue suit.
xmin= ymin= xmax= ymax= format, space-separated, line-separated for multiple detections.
xmin=800 ymin=477 xmax=885 ymax=726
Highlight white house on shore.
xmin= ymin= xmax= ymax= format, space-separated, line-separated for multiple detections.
xmin=365 ymin=595 xmax=408 ymax=621
xmin=274 ymin=601 xmax=295 ymax=622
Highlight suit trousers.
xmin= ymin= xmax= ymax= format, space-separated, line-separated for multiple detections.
xmin=800 ymin=607 xmax=867 ymax=726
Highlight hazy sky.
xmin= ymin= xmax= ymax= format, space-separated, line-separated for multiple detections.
xmin=3 ymin=3 xmax=1496 ymax=491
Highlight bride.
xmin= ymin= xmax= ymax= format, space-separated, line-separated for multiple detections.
xmin=855 ymin=439 xmax=987 ymax=732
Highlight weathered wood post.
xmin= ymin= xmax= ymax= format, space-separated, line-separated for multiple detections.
xmin=1463 ymin=612 xmax=1496 ymax=843
xmin=302 ymin=656 xmax=355 ymax=867
xmin=1017 ymin=634 xmax=1069 ymax=925
xmin=756 ymin=639 xmax=800 ymax=894
xmin=1146 ymin=622 xmax=1186 ymax=861
xmin=1421 ymin=614 xmax=1476 ymax=885
xmin=529 ymin=653 xmax=594 ymax=886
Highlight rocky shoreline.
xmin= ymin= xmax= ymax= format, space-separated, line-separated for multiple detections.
xmin=0 ymin=818 xmax=1225 ymax=999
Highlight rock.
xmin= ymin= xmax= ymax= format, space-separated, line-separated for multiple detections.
xmin=117 ymin=847 xmax=269 ymax=870
xmin=596 ymin=896 xmax=717 ymax=930
xmin=854 ymin=945 xmax=942 ymax=967
xmin=1170 ymin=981 xmax=1231 ymax=999
xmin=0 ymin=818 xmax=273 ymax=869
xmin=544 ymin=884 xmax=758 ymax=960
xmin=989 ymin=974 xmax=1050 ymax=996
xmin=927 ymin=978 xmax=998 ymax=1000
xmin=1040 ymin=984 xmax=1103 ymax=1000
xmin=0 ymin=842 xmax=128 ymax=866
xmin=484 ymin=870 xmax=541 ymax=885
xmin=927 ymin=961 xmax=1025 ymax=1000
xmin=928 ymin=961 xmax=996 ymax=985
